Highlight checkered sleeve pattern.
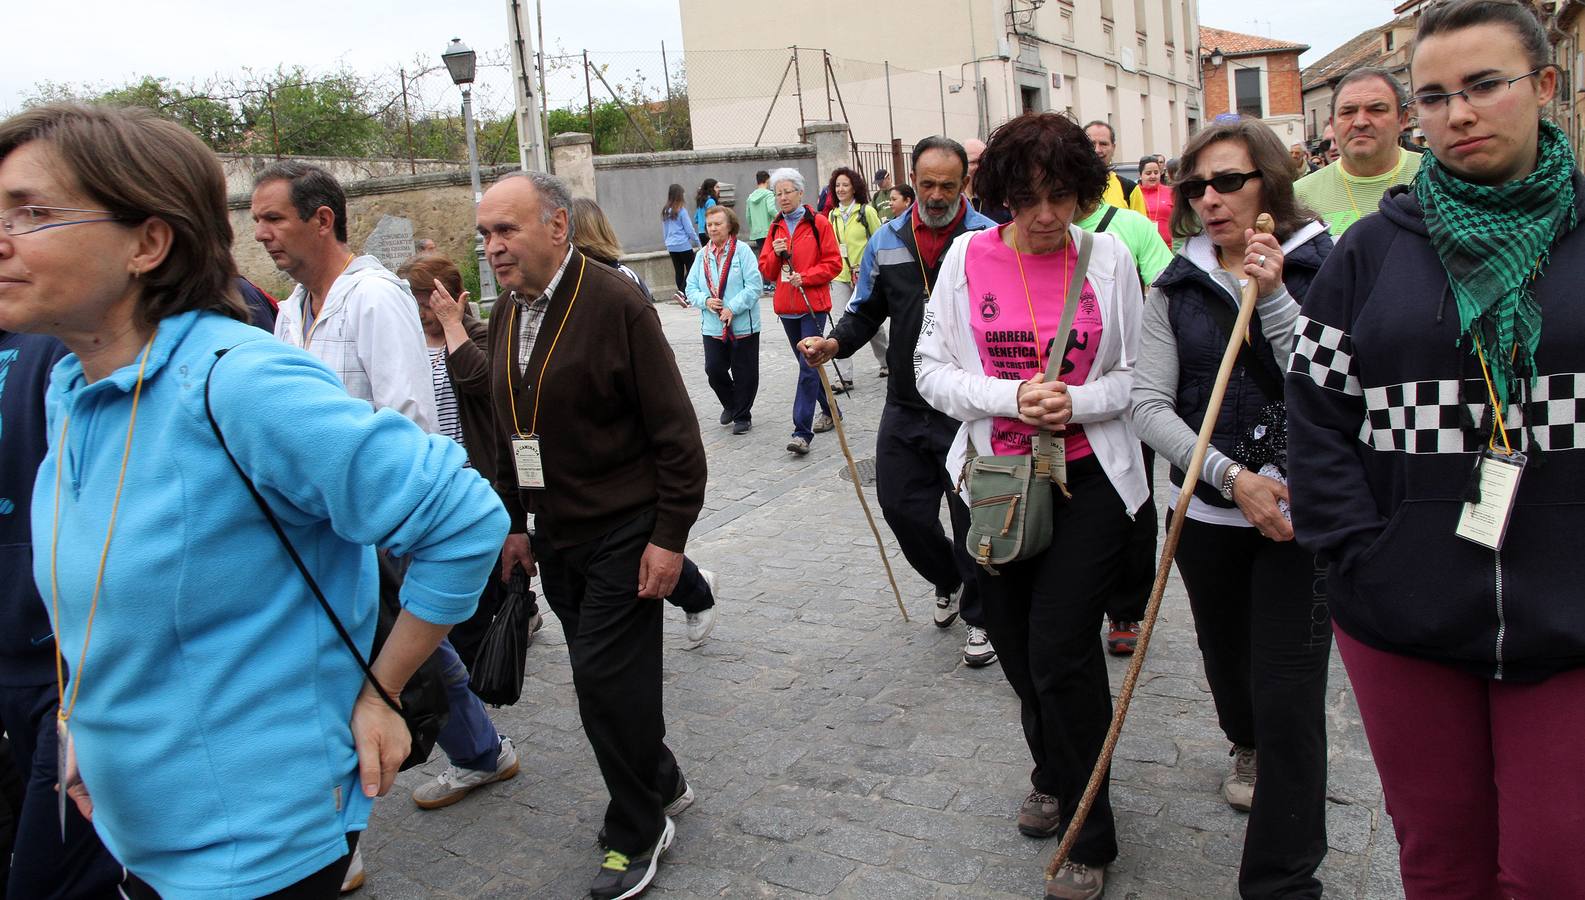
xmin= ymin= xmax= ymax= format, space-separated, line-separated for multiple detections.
xmin=1290 ymin=315 xmax=1361 ymax=396
xmin=1360 ymin=373 xmax=1585 ymax=454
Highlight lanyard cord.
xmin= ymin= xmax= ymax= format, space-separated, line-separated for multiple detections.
xmin=1008 ymin=224 xmax=1073 ymax=369
xmin=506 ymin=255 xmax=587 ymax=437
xmin=302 ymin=253 xmax=357 ymax=348
xmin=50 ymin=332 xmax=158 ymax=727
xmin=911 ymin=211 xmax=934 ymax=295
xmin=1474 ymin=336 xmax=1517 ymax=454
xmin=1339 ymin=151 xmax=1406 ymax=221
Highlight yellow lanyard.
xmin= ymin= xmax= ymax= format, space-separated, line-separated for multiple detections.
xmin=302 ymin=254 xmax=357 ymax=348
xmin=50 ymin=332 xmax=157 ymax=728
xmin=506 ymin=256 xmax=586 ymax=437
xmin=1339 ymin=152 xmax=1406 ymax=221
xmin=1008 ymin=224 xmax=1073 ymax=370
xmin=1474 ymin=337 xmax=1517 ymax=454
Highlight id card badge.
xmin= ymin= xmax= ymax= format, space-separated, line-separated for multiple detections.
xmin=512 ymin=434 xmax=546 ymax=489
xmin=781 ymin=265 xmax=792 ymax=283
xmin=1051 ymin=435 xmax=1068 ymax=487
xmin=1455 ymin=449 xmax=1526 ymax=551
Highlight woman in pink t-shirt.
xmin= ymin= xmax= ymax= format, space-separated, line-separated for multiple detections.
xmin=1137 ymin=157 xmax=1175 ymax=247
xmin=916 ymin=113 xmax=1149 ymax=900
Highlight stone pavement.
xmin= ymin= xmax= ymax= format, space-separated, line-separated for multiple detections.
xmin=358 ymin=297 xmax=1406 ymax=899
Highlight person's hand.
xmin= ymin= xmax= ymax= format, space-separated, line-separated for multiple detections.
xmin=500 ymin=533 xmax=535 ymax=582
xmin=800 ymin=336 xmax=839 ymax=366
xmin=706 ymin=297 xmax=724 ymax=313
xmin=788 ymin=271 xmax=804 ymax=288
xmin=1233 ymin=471 xmax=1294 ymax=541
xmin=1242 ymin=229 xmax=1285 ymax=300
xmin=60 ymin=727 xmax=92 ymax=821
xmin=720 ymin=309 xmax=734 ymax=328
xmin=1016 ymin=376 xmax=1073 ymax=428
xmin=772 ymin=237 xmax=788 ymax=256
xmin=637 ymin=544 xmax=683 ymax=599
xmin=428 ymin=279 xmax=469 ymax=328
xmin=350 ymin=687 xmax=409 ymax=798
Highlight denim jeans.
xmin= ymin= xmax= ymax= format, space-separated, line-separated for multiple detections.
xmin=779 ymin=313 xmax=830 ymax=441
xmin=432 ymin=637 xmax=503 ymax=771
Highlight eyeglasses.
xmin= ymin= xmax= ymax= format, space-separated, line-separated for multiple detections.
xmin=0 ymin=205 xmax=127 ymax=236
xmin=1404 ymin=70 xmax=1543 ymax=114
xmin=1178 ymin=170 xmax=1262 ymax=200
xmin=773 ymin=189 xmax=802 ymax=198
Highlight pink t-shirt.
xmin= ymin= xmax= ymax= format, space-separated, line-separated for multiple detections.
xmin=964 ymin=226 xmax=1104 ymax=459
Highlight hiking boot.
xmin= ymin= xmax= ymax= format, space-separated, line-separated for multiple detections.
xmin=934 ymin=585 xmax=961 ymax=628
xmin=412 ymin=738 xmax=519 ymax=809
xmin=963 ymin=626 xmax=997 ymax=667
xmin=1044 ymin=861 xmax=1106 ymax=900
xmin=1018 ymin=789 xmax=1062 ymax=838
xmin=339 ymin=845 xmax=364 ymax=893
xmin=1106 ymin=620 xmax=1141 ymax=656
xmin=1222 ymin=745 xmax=1256 ymax=812
xmin=589 ymin=817 xmax=674 ymax=900
xmin=812 ymin=412 xmax=834 ymax=433
xmin=686 ymin=572 xmax=718 ymax=649
xmin=786 ymin=437 xmax=810 ymax=455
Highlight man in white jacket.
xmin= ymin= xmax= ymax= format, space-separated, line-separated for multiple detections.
xmin=252 ymin=160 xmax=438 ymax=431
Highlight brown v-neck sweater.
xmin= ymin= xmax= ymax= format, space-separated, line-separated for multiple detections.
xmin=487 ymin=248 xmax=706 ymax=551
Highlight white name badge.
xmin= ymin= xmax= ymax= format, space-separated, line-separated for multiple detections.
xmin=781 ymin=265 xmax=792 ymax=283
xmin=1455 ymin=450 xmax=1526 ymax=551
xmin=512 ymin=434 xmax=546 ymax=489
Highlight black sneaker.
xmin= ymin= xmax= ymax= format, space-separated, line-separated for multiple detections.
xmin=732 ymin=420 xmax=752 ymax=435
xmin=718 ymin=409 xmax=732 ymax=426
xmin=590 ymin=817 xmax=674 ymax=899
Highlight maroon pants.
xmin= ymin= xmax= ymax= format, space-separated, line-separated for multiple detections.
xmin=1335 ymin=625 xmax=1585 ymax=899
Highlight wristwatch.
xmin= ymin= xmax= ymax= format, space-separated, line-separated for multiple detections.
xmin=1220 ymin=463 xmax=1245 ymax=501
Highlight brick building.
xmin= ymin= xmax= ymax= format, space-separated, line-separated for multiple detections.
xmin=1199 ymin=26 xmax=1309 ymax=150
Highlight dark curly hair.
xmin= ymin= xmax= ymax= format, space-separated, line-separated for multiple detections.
xmin=1169 ymin=117 xmax=1318 ymax=242
xmin=825 ymin=167 xmax=870 ymax=206
xmin=972 ymin=113 xmax=1109 ymax=215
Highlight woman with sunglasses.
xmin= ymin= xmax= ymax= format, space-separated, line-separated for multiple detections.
xmin=1131 ymin=116 xmax=1333 ymax=899
xmin=0 ymin=104 xmax=507 ymax=898
xmin=1287 ymin=0 xmax=1585 ymax=893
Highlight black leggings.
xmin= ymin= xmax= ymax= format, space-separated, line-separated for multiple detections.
xmin=669 ymin=250 xmax=694 ymax=294
xmin=122 ymin=833 xmax=359 ymax=899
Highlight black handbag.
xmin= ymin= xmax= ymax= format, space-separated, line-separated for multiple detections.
xmin=204 ymin=348 xmax=448 ymax=771
xmin=467 ymin=566 xmax=536 ymax=706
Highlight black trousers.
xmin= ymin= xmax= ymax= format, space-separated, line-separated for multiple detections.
xmin=1174 ymin=517 xmax=1331 ymax=900
xmin=874 ymin=403 xmax=982 ymax=626
xmin=0 ymin=681 xmax=120 ymax=898
xmin=702 ymin=333 xmax=760 ymax=428
xmin=668 ymin=251 xmax=694 ymax=293
xmin=531 ymin=509 xmax=683 ymax=856
xmin=978 ymin=457 xmax=1131 ymax=867
xmin=1103 ymin=445 xmax=1157 ymax=622
xmin=123 ymin=833 xmax=359 ymax=898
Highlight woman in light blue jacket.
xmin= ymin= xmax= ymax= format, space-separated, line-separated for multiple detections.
xmin=661 ymin=183 xmax=699 ymax=294
xmin=686 ymin=204 xmax=763 ymax=434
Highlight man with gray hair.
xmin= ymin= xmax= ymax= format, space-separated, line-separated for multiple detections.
xmin=482 ymin=171 xmax=707 ymax=900
xmin=1296 ymin=66 xmax=1420 ymax=235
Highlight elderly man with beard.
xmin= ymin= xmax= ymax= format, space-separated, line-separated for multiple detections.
xmin=1296 ymin=67 xmax=1421 ymax=235
xmin=800 ymin=136 xmax=1001 ymax=667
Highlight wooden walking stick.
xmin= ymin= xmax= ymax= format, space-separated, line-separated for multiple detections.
xmin=781 ymin=251 xmax=910 ymax=623
xmin=1045 ymin=213 xmax=1274 ymax=879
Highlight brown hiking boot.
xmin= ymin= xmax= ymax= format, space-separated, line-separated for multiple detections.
xmin=1044 ymin=861 xmax=1106 ymax=900
xmin=1222 ymin=745 xmax=1256 ymax=812
xmin=1018 ymin=789 xmax=1062 ymax=838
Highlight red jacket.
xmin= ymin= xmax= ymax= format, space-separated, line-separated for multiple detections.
xmin=758 ymin=207 xmax=844 ymax=316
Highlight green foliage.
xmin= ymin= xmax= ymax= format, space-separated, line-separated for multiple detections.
xmin=238 ymin=67 xmax=382 ymax=157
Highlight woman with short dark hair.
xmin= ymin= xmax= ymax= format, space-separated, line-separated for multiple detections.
xmin=694 ymin=177 xmax=720 ymax=244
xmin=1132 ymin=116 xmax=1333 ymax=898
xmin=0 ymin=103 xmax=507 ymax=897
xmin=916 ymin=112 xmax=1148 ymax=900
xmin=1288 ymin=0 xmax=1585 ymax=892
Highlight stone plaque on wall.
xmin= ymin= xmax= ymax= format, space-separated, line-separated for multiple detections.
xmin=363 ymin=215 xmax=415 ymax=272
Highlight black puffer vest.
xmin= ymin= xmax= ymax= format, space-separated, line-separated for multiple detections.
xmin=1153 ymin=230 xmax=1333 ymax=506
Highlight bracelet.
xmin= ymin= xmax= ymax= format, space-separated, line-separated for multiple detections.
xmin=1220 ymin=463 xmax=1245 ymax=501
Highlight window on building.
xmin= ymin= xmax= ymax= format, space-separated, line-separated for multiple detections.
xmin=1061 ymin=8 xmax=1075 ymax=39
xmin=1104 ymin=23 xmax=1116 ymax=52
xmin=1134 ymin=0 xmax=1148 ymax=35
xmin=1101 ymin=0 xmax=1115 ymax=21
xmin=1022 ymin=86 xmax=1042 ymax=115
xmin=1384 ymin=31 xmax=1395 ymax=52
xmin=1161 ymin=0 xmax=1174 ymax=43
xmin=1235 ymin=67 xmax=1263 ymax=118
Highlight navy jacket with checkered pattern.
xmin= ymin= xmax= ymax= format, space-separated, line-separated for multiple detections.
xmin=1287 ymin=175 xmax=1585 ymax=682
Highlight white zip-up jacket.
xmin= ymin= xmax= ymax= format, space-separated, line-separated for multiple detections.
xmin=274 ymin=254 xmax=438 ymax=433
xmin=916 ymin=224 xmax=1149 ymax=517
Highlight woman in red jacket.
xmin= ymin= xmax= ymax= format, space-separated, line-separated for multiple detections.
xmin=759 ymin=167 xmax=844 ymax=455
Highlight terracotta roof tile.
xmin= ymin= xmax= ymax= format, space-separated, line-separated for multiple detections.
xmin=1300 ymin=16 xmax=1414 ymax=90
xmin=1199 ymin=26 xmax=1309 ymax=57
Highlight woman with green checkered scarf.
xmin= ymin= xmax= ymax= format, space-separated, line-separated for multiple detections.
xmin=1285 ymin=1 xmax=1585 ymax=896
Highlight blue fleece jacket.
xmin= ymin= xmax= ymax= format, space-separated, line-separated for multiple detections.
xmin=32 ymin=310 xmax=508 ymax=897
xmin=662 ymin=207 xmax=699 ymax=252
xmin=684 ymin=239 xmax=763 ymax=337
xmin=1 ymin=331 xmax=68 ymax=686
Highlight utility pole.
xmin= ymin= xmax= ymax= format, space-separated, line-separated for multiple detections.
xmin=506 ymin=0 xmax=548 ymax=170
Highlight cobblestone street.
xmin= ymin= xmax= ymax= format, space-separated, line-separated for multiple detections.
xmin=358 ymin=296 xmax=1405 ymax=899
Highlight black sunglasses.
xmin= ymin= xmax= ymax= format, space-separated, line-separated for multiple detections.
xmin=1179 ymin=170 xmax=1262 ymax=200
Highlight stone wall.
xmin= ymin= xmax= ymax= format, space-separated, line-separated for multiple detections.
xmin=218 ymin=153 xmax=467 ymax=196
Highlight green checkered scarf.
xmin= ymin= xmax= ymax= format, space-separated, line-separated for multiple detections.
xmin=1414 ymin=119 xmax=1577 ymax=406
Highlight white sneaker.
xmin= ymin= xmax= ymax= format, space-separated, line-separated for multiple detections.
xmin=934 ymin=585 xmax=961 ymax=628
xmin=686 ymin=570 xmax=718 ymax=649
xmin=963 ymin=626 xmax=997 ymax=667
xmin=663 ymin=779 xmax=695 ymax=816
xmin=339 ymin=845 xmax=364 ymax=893
xmin=411 ymin=737 xmax=519 ymax=809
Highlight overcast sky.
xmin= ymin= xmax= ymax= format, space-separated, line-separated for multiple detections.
xmin=1 ymin=0 xmax=1394 ymax=114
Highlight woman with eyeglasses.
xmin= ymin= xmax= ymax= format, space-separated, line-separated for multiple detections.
xmin=1130 ymin=116 xmax=1334 ymax=899
xmin=0 ymin=103 xmax=507 ymax=898
xmin=1287 ymin=0 xmax=1585 ymax=893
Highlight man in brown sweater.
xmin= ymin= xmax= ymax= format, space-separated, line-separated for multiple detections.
xmin=481 ymin=171 xmax=707 ymax=900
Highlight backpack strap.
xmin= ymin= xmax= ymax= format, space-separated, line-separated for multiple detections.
xmin=1097 ymin=206 xmax=1119 ymax=233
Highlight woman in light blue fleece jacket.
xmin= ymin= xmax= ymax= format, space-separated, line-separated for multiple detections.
xmin=0 ymin=104 xmax=508 ymax=898
xmin=685 ymin=204 xmax=762 ymax=433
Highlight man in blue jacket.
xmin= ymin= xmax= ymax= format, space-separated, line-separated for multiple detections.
xmin=801 ymin=136 xmax=1000 ymax=668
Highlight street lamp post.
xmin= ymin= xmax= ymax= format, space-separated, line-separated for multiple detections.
xmin=443 ymin=38 xmax=497 ymax=306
